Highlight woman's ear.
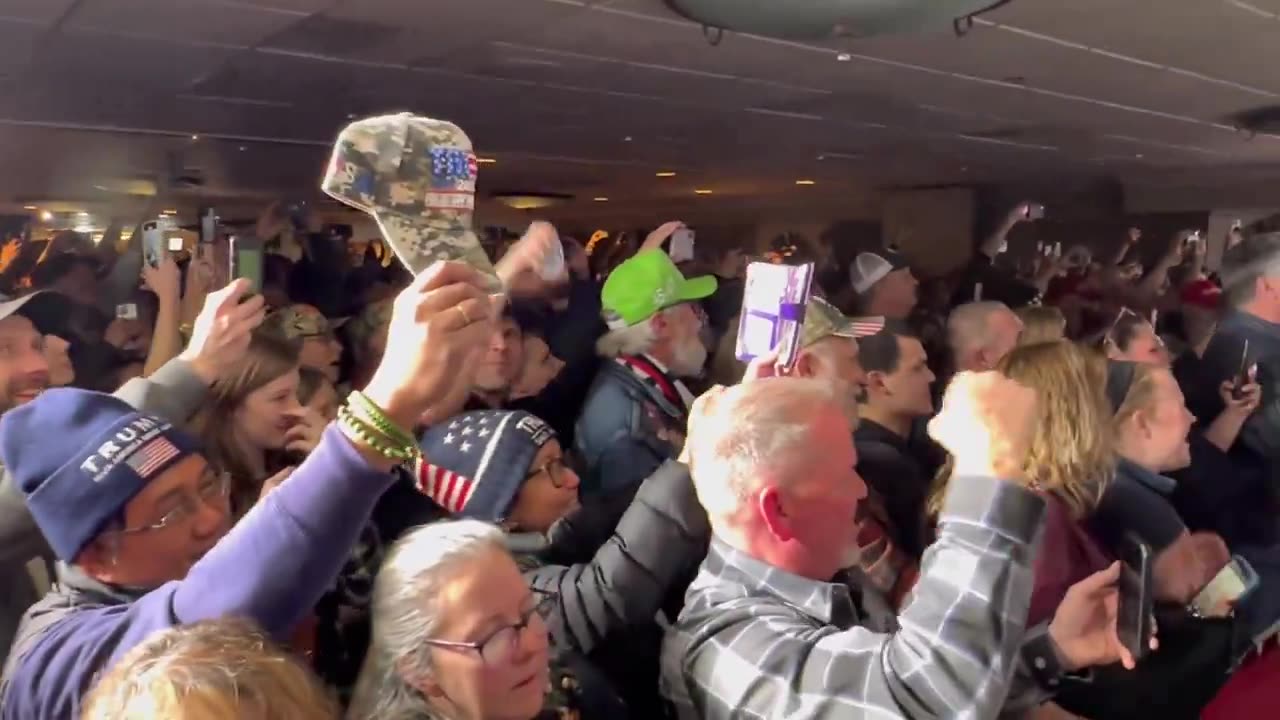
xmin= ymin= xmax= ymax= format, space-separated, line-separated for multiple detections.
xmin=399 ymin=656 xmax=446 ymax=700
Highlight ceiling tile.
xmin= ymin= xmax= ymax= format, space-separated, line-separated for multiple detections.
xmin=28 ymin=29 xmax=234 ymax=93
xmin=66 ymin=0 xmax=304 ymax=47
xmin=0 ymin=0 xmax=78 ymax=24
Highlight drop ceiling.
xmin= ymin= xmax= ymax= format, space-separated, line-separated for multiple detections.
xmin=0 ymin=0 xmax=1278 ymax=224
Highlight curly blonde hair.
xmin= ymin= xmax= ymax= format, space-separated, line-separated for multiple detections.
xmin=930 ymin=341 xmax=1114 ymax=519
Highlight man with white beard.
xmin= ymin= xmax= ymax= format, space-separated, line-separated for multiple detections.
xmin=573 ymin=249 xmax=716 ymax=499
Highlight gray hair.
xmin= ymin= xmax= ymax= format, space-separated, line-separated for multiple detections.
xmin=687 ymin=377 xmax=842 ymax=521
xmin=1221 ymin=232 xmax=1280 ymax=307
xmin=947 ymin=301 xmax=1010 ymax=360
xmin=347 ymin=520 xmax=508 ymax=720
xmin=595 ymin=314 xmax=659 ymax=358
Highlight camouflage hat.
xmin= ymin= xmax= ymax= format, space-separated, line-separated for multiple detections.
xmin=262 ymin=304 xmax=338 ymax=341
xmin=321 ymin=113 xmax=500 ymax=291
xmin=801 ymin=296 xmax=885 ymax=347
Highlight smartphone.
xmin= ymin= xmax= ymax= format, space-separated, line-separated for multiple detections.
xmin=1025 ymin=203 xmax=1046 ymax=221
xmin=735 ymin=261 xmax=815 ymax=369
xmin=167 ymin=236 xmax=184 ymax=252
xmin=1232 ymin=339 xmax=1251 ymax=400
xmin=141 ymin=221 xmax=165 ymax=268
xmin=115 ymin=303 xmax=138 ymax=320
xmin=1184 ymin=230 xmax=1202 ymax=250
xmin=230 ymin=235 xmax=264 ymax=294
xmin=1191 ymin=556 xmax=1259 ymax=617
xmin=973 ymin=282 xmax=983 ymax=302
xmin=200 ymin=208 xmax=217 ymax=246
xmin=669 ymin=228 xmax=696 ymax=264
xmin=1118 ymin=533 xmax=1154 ymax=661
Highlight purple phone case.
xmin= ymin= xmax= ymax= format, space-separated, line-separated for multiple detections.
xmin=735 ymin=261 xmax=815 ymax=367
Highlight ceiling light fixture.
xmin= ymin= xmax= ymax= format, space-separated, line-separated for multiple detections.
xmin=624 ymin=136 xmax=633 ymax=142
xmin=22 ymin=205 xmax=36 ymax=211
xmin=162 ymin=209 xmax=178 ymax=215
xmin=491 ymin=192 xmax=573 ymax=210
xmin=593 ymin=197 xmax=609 ymax=202
xmin=836 ymin=52 xmax=852 ymax=62
xmin=795 ymin=179 xmax=816 ymax=186
xmin=476 ymin=157 xmax=497 ymax=164
xmin=39 ymin=211 xmax=52 ymax=222
xmin=238 ymin=145 xmax=247 ymax=152
xmin=694 ymin=189 xmax=713 ymax=195
xmin=190 ymin=134 xmax=199 ymax=140
xmin=656 ymin=171 xmax=677 ymax=178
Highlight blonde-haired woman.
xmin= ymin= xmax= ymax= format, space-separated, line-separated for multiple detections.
xmin=83 ymin=618 xmax=338 ymax=719
xmin=930 ymin=341 xmax=1116 ymax=624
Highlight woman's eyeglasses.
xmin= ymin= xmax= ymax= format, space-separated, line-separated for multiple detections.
xmin=525 ymin=457 xmax=573 ymax=489
xmin=424 ymin=589 xmax=557 ymax=666
xmin=116 ymin=471 xmax=231 ymax=535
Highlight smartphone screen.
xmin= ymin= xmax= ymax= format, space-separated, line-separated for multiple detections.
xmin=230 ymin=236 xmax=264 ymax=294
xmin=669 ymin=228 xmax=695 ymax=263
xmin=735 ymin=261 xmax=815 ymax=368
xmin=1118 ymin=534 xmax=1153 ymax=661
xmin=1192 ymin=556 xmax=1259 ymax=617
xmin=200 ymin=209 xmax=217 ymax=246
xmin=142 ymin=221 xmax=164 ymax=268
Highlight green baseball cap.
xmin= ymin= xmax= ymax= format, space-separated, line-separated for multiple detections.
xmin=800 ymin=296 xmax=885 ymax=347
xmin=601 ymin=250 xmax=717 ymax=329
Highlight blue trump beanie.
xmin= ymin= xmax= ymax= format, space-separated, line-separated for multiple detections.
xmin=414 ymin=410 xmax=556 ymax=521
xmin=0 ymin=389 xmax=201 ymax=561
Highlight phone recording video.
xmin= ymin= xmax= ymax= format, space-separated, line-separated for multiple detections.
xmin=142 ymin=221 xmax=164 ymax=269
xmin=1232 ymin=339 xmax=1252 ymax=400
xmin=1118 ymin=534 xmax=1153 ymax=661
xmin=230 ymin=235 xmax=264 ymax=295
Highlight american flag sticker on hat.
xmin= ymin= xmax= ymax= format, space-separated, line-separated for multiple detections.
xmin=848 ymin=317 xmax=886 ymax=338
xmin=125 ymin=437 xmax=181 ymax=479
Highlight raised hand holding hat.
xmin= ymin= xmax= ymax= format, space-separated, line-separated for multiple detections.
xmin=322 ymin=113 xmax=501 ymax=292
xmin=362 ymin=261 xmax=495 ymax=432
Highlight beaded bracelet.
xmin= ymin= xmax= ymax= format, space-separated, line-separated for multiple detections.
xmin=346 ymin=391 xmax=417 ymax=448
xmin=337 ymin=406 xmax=421 ymax=463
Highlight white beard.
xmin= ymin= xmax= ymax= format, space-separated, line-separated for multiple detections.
xmin=669 ymin=336 xmax=708 ymax=378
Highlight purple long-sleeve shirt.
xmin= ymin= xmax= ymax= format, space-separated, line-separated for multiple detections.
xmin=0 ymin=425 xmax=393 ymax=719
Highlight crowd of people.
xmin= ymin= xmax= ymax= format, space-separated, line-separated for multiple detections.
xmin=0 ymin=193 xmax=1278 ymax=720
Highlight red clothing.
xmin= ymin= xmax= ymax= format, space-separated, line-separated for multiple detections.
xmin=1028 ymin=492 xmax=1113 ymax=626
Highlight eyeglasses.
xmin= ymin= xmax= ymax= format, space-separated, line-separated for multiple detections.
xmin=424 ymin=589 xmax=556 ymax=666
xmin=526 ymin=457 xmax=573 ymax=489
xmin=116 ymin=471 xmax=231 ymax=535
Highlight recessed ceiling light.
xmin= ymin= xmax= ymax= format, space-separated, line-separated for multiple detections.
xmin=238 ymin=145 xmax=247 ymax=152
xmin=836 ymin=53 xmax=852 ymax=62
xmin=694 ymin=189 xmax=713 ymax=195
xmin=190 ymin=134 xmax=199 ymax=140
xmin=39 ymin=211 xmax=52 ymax=222
xmin=1135 ymin=153 xmax=1144 ymax=159
xmin=655 ymin=171 xmax=676 ymax=178
xmin=476 ymin=157 xmax=497 ymax=164
xmin=593 ymin=197 xmax=609 ymax=202
xmin=623 ymin=136 xmax=633 ymax=142
xmin=162 ymin=209 xmax=178 ymax=215
xmin=22 ymin=205 xmax=36 ymax=211
xmin=795 ymin=179 xmax=816 ymax=186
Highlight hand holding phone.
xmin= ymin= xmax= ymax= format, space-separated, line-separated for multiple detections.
xmin=1024 ymin=203 xmax=1046 ymax=221
xmin=1233 ymin=339 xmax=1252 ymax=400
xmin=1118 ymin=533 xmax=1154 ymax=662
xmin=669 ymin=228 xmax=696 ymax=263
xmin=1190 ymin=556 xmax=1259 ymax=618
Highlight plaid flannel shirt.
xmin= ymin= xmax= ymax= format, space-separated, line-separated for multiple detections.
xmin=661 ymin=474 xmax=1066 ymax=720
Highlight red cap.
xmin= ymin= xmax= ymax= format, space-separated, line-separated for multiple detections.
xmin=1181 ymin=279 xmax=1222 ymax=310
